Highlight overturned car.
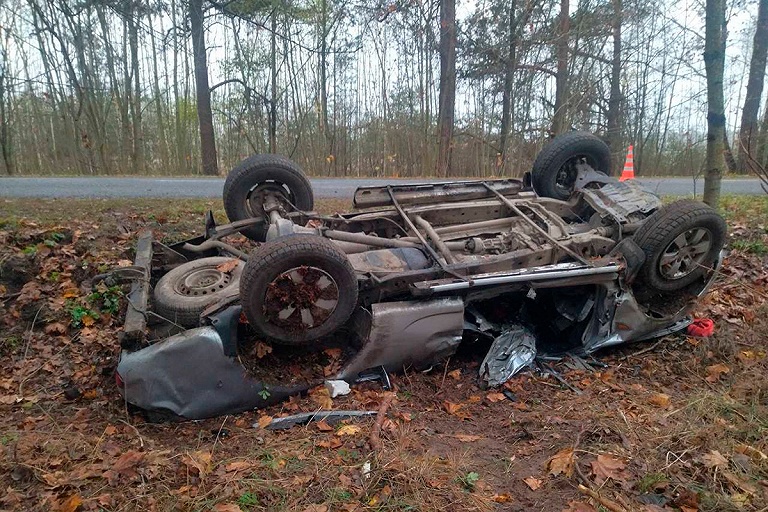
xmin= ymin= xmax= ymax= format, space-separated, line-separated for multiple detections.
xmin=112 ymin=132 xmax=726 ymax=420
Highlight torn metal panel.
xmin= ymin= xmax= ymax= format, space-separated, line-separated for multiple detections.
xmin=265 ymin=410 xmax=377 ymax=430
xmin=338 ymin=298 xmax=465 ymax=379
xmin=580 ymin=181 xmax=662 ymax=223
xmin=117 ymin=326 xmax=308 ymax=419
xmin=480 ymin=325 xmax=537 ymax=387
xmin=581 ymin=254 xmax=723 ymax=353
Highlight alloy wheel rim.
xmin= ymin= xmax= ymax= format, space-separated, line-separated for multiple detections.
xmin=658 ymin=227 xmax=712 ymax=280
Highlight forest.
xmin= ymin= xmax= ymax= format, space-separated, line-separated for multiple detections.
xmin=0 ymin=0 xmax=766 ymax=180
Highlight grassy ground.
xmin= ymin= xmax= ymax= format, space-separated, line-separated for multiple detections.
xmin=0 ymin=195 xmax=767 ymax=512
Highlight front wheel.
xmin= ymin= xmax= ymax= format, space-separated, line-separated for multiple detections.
xmin=531 ymin=131 xmax=613 ymax=200
xmin=223 ymin=155 xmax=314 ymax=241
xmin=239 ymin=235 xmax=359 ymax=345
xmin=632 ymin=200 xmax=726 ymax=293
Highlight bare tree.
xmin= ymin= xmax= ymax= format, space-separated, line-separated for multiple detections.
xmin=190 ymin=0 xmax=218 ymax=175
xmin=738 ymin=0 xmax=768 ymax=173
xmin=437 ymin=0 xmax=456 ymax=177
xmin=551 ymin=0 xmax=570 ymax=135
xmin=703 ymin=0 xmax=726 ymax=206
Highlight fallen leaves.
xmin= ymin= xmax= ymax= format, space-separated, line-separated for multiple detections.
xmin=215 ymin=259 xmax=239 ymax=273
xmin=485 ymin=392 xmax=506 ymax=403
xmin=336 ymin=424 xmax=361 ymax=436
xmin=523 ymin=476 xmax=542 ymax=490
xmin=705 ymin=363 xmax=730 ymax=382
xmin=443 ymin=401 xmax=472 ymax=420
xmin=253 ymin=341 xmax=273 ymax=359
xmin=54 ymin=494 xmax=82 ymax=512
xmin=701 ymin=450 xmax=728 ymax=468
xmin=102 ymin=450 xmax=145 ymax=485
xmin=648 ymin=393 xmax=671 ymax=408
xmin=453 ymin=434 xmax=482 ymax=442
xmin=44 ymin=322 xmax=68 ymax=335
xmin=212 ymin=504 xmax=243 ymax=512
xmin=590 ymin=454 xmax=629 ymax=485
xmin=181 ymin=450 xmax=212 ymax=480
xmin=255 ymin=415 xmax=273 ymax=429
xmin=548 ymin=447 xmax=575 ymax=477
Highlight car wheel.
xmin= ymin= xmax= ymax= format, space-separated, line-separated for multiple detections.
xmin=223 ymin=154 xmax=314 ymax=241
xmin=632 ymin=200 xmax=726 ymax=293
xmin=240 ymin=235 xmax=359 ymax=345
xmin=531 ymin=131 xmax=613 ymax=200
xmin=153 ymin=257 xmax=244 ymax=327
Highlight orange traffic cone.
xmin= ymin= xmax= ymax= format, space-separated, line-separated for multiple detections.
xmin=619 ymin=145 xmax=635 ymax=181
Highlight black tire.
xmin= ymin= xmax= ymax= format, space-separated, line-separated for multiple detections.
xmin=531 ymin=131 xmax=613 ymax=200
xmin=223 ymin=154 xmax=314 ymax=241
xmin=240 ymin=235 xmax=358 ymax=345
xmin=153 ymin=257 xmax=244 ymax=327
xmin=632 ymin=200 xmax=726 ymax=293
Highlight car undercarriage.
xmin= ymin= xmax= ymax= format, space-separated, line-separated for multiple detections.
xmin=110 ymin=132 xmax=726 ymax=420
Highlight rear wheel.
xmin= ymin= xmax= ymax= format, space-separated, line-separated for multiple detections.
xmin=531 ymin=132 xmax=613 ymax=200
xmin=632 ymin=200 xmax=726 ymax=293
xmin=223 ymin=155 xmax=314 ymax=241
xmin=240 ymin=235 xmax=358 ymax=345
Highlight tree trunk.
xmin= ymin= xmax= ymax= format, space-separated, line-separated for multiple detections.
xmin=269 ymin=4 xmax=278 ymax=154
xmin=738 ymin=0 xmax=768 ymax=173
xmin=605 ymin=0 xmax=623 ymax=165
xmin=437 ymin=0 xmax=456 ymax=177
xmin=498 ymin=0 xmax=517 ymax=174
xmin=190 ymin=0 xmax=218 ymax=176
xmin=703 ymin=0 xmax=726 ymax=206
xmin=128 ymin=4 xmax=144 ymax=174
xmin=758 ymin=89 xmax=768 ymax=168
xmin=150 ymin=12 xmax=169 ymax=171
xmin=551 ymin=0 xmax=570 ymax=136
xmin=0 ymin=54 xmax=14 ymax=175
xmin=723 ymin=130 xmax=738 ymax=173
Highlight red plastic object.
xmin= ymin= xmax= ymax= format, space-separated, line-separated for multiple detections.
xmin=687 ymin=318 xmax=715 ymax=337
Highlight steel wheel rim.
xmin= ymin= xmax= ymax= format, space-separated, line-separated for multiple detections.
xmin=176 ymin=268 xmax=231 ymax=296
xmin=658 ymin=227 xmax=712 ymax=280
xmin=263 ymin=266 xmax=339 ymax=331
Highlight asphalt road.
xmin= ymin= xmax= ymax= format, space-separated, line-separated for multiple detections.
xmin=0 ymin=176 xmax=763 ymax=199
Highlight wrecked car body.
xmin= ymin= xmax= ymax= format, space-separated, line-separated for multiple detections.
xmin=112 ymin=132 xmax=727 ymax=420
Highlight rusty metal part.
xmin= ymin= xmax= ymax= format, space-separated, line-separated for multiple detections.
xmin=263 ymin=266 xmax=340 ymax=330
xmin=414 ymin=215 xmax=456 ymax=264
xmin=412 ymin=262 xmax=621 ymax=294
xmin=324 ymin=229 xmax=419 ymax=249
xmin=386 ymin=186 xmax=465 ymax=281
xmin=182 ymin=240 xmax=248 ymax=260
xmin=119 ymin=231 xmax=153 ymax=350
xmin=353 ymin=179 xmax=529 ymax=208
xmin=347 ymin=248 xmax=431 ymax=274
xmin=481 ymin=182 xmax=590 ymax=265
